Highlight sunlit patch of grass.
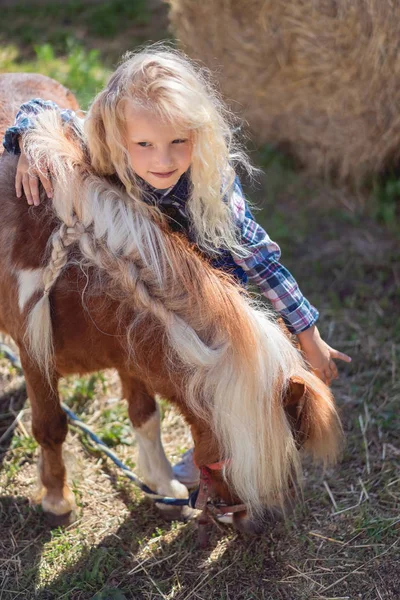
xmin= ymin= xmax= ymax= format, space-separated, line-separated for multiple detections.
xmin=40 ymin=545 xmax=125 ymax=597
xmin=36 ymin=527 xmax=88 ymax=589
xmin=60 ymin=371 xmax=108 ymax=412
xmin=95 ymin=404 xmax=133 ymax=448
xmin=0 ymin=41 xmax=109 ymax=109
xmin=3 ymin=432 xmax=38 ymax=480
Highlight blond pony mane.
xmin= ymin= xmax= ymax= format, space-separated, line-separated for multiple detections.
xmin=23 ymin=111 xmax=342 ymax=516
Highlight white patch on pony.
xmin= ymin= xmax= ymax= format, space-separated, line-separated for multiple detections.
xmin=134 ymin=407 xmax=188 ymax=500
xmin=17 ymin=268 xmax=44 ymax=312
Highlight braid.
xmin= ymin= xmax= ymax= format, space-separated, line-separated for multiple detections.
xmin=79 ymin=233 xmax=172 ymax=324
xmin=77 ymin=233 xmax=218 ymax=371
xmin=42 ymin=218 xmax=85 ymax=296
xmin=26 ymin=215 xmax=85 ymax=382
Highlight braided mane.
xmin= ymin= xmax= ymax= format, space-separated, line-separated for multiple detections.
xmin=23 ymin=110 xmax=251 ymax=376
xmin=23 ymin=110 xmax=342 ymax=517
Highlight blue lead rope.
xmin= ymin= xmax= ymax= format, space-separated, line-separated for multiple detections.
xmin=61 ymin=403 xmax=189 ymax=506
xmin=0 ymin=343 xmax=189 ymax=507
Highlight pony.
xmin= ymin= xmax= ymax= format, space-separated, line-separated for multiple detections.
xmin=0 ymin=74 xmax=342 ymax=533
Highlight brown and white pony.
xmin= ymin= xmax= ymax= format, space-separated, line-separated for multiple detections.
xmin=0 ymin=74 xmax=342 ymax=532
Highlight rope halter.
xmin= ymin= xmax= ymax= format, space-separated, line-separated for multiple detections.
xmin=189 ymin=459 xmax=247 ymax=548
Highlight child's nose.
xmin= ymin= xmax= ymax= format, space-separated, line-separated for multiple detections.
xmin=155 ymin=148 xmax=173 ymax=168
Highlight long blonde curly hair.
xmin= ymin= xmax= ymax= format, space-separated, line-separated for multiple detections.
xmin=84 ymin=43 xmax=255 ymax=255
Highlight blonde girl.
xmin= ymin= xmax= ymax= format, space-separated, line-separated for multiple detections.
xmin=3 ymin=44 xmax=351 ymax=487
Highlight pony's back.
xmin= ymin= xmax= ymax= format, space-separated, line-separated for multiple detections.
xmin=0 ymin=72 xmax=80 ymax=153
xmin=16 ymin=110 xmax=343 ymax=516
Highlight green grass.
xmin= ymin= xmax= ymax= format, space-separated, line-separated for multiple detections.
xmin=0 ymin=0 xmax=167 ymax=109
xmin=373 ymin=174 xmax=400 ymax=230
xmin=62 ymin=372 xmax=107 ymax=408
xmin=0 ymin=41 xmax=109 ymax=109
xmin=95 ymin=405 xmax=133 ymax=448
xmin=2 ymin=0 xmax=151 ymax=55
xmin=4 ymin=433 xmax=38 ymax=480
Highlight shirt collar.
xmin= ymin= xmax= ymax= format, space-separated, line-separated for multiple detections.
xmin=140 ymin=172 xmax=190 ymax=204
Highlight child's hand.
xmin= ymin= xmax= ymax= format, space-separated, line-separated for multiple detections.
xmin=297 ymin=324 xmax=351 ymax=385
xmin=16 ymin=147 xmax=53 ymax=206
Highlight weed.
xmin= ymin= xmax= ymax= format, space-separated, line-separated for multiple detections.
xmin=61 ymin=372 xmax=107 ymax=411
xmin=373 ymin=175 xmax=400 ymax=229
xmin=96 ymin=404 xmax=132 ymax=448
xmin=10 ymin=433 xmax=37 ymax=454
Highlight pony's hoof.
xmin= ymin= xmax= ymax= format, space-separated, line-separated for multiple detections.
xmin=155 ymin=503 xmax=197 ymax=522
xmin=45 ymin=509 xmax=76 ymax=528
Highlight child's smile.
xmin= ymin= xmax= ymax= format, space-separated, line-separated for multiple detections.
xmin=124 ymin=105 xmax=193 ymax=189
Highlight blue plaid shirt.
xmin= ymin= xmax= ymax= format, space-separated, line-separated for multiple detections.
xmin=3 ymin=99 xmax=319 ymax=334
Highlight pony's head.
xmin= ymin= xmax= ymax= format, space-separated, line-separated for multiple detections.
xmin=190 ymin=372 xmax=342 ymax=534
xmin=84 ymin=42 xmax=255 ymax=255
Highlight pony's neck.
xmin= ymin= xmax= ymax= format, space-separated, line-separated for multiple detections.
xmin=190 ymin=420 xmax=220 ymax=468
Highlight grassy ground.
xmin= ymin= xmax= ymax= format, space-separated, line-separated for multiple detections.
xmin=0 ymin=3 xmax=399 ymax=599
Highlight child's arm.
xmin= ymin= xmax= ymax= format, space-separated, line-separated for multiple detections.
xmin=296 ymin=324 xmax=350 ymax=383
xmin=3 ymin=98 xmax=76 ymax=205
xmin=229 ymin=177 xmax=351 ymax=384
xmin=3 ymin=98 xmax=76 ymax=154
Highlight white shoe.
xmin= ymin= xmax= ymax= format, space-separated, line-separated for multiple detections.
xmin=172 ymin=448 xmax=200 ymax=488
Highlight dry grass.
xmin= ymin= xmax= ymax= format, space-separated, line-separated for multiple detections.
xmin=0 ymin=162 xmax=399 ymax=599
xmin=169 ymin=0 xmax=400 ymax=180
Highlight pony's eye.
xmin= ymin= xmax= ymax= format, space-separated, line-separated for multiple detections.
xmin=137 ymin=142 xmax=151 ymax=147
xmin=172 ymin=139 xmax=188 ymax=144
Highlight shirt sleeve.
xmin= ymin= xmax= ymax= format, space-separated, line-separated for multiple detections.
xmin=2 ymin=98 xmax=76 ymax=155
xmin=229 ymin=176 xmax=319 ymax=334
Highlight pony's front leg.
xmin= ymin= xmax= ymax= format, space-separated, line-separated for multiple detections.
xmin=119 ymin=373 xmax=188 ymax=503
xmin=20 ymin=351 xmax=75 ymax=525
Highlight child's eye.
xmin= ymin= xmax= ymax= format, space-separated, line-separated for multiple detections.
xmin=172 ymin=139 xmax=187 ymax=144
xmin=137 ymin=142 xmax=151 ymax=147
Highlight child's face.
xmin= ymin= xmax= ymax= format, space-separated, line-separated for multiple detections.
xmin=124 ymin=105 xmax=193 ymax=189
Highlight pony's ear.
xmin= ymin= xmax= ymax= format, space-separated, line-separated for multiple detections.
xmin=285 ymin=376 xmax=306 ymax=408
xmin=284 ymin=377 xmax=307 ymax=444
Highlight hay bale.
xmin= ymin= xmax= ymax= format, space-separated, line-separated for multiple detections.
xmin=168 ymin=0 xmax=400 ymax=179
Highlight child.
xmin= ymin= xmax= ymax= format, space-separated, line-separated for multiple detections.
xmin=3 ymin=44 xmax=351 ymax=487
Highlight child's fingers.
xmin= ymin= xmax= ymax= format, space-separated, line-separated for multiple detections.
xmin=331 ymin=349 xmax=352 ymax=363
xmin=22 ymin=174 xmax=33 ymax=205
xmin=313 ymin=361 xmax=338 ymax=386
xmin=15 ymin=171 xmax=22 ymax=198
xmin=328 ymin=360 xmax=339 ymax=381
xmin=39 ymin=173 xmax=53 ymax=198
xmin=28 ymin=174 xmax=40 ymax=206
xmin=312 ymin=367 xmax=327 ymax=384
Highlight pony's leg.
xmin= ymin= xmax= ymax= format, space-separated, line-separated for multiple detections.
xmin=119 ymin=373 xmax=188 ymax=501
xmin=20 ymin=351 xmax=75 ymax=524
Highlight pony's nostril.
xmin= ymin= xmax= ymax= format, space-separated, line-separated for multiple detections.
xmin=262 ymin=505 xmax=285 ymax=523
xmin=232 ymin=511 xmax=264 ymax=535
